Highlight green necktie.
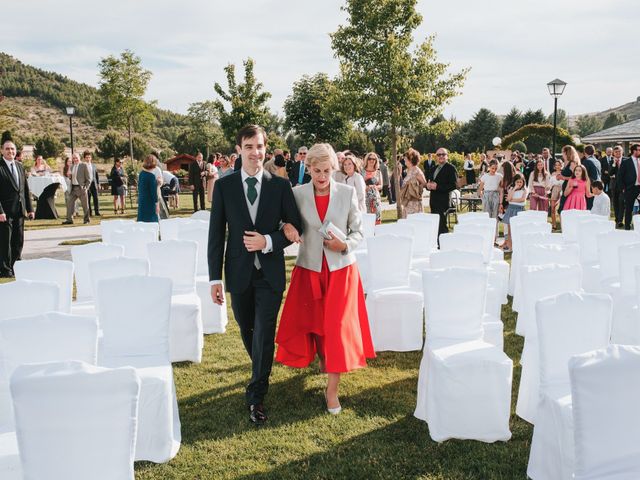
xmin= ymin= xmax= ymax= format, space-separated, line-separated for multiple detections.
xmin=245 ymin=177 xmax=258 ymax=205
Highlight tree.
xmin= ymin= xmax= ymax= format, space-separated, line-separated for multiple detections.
xmin=33 ymin=133 xmax=64 ymax=158
xmin=501 ymin=107 xmax=523 ymax=137
xmin=284 ymin=73 xmax=349 ymax=145
xmin=576 ymin=115 xmax=603 ymax=137
xmin=465 ymin=108 xmax=501 ymax=151
xmin=96 ymin=131 xmax=127 ymax=161
xmin=522 ymin=109 xmax=545 ymax=126
xmin=545 ymin=108 xmax=568 ymax=130
xmin=413 ymin=115 xmax=460 ymax=153
xmin=344 ymin=129 xmax=375 ymax=155
xmin=602 ymin=112 xmax=627 ymax=130
xmin=330 ymin=0 xmax=468 ymax=216
xmin=186 ymin=101 xmax=227 ymax=156
xmin=213 ymin=58 xmax=271 ymax=145
xmin=95 ymin=50 xmax=154 ymax=162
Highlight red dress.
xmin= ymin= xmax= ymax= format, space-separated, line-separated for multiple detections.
xmin=275 ymin=194 xmax=375 ymax=373
xmin=564 ymin=179 xmax=587 ymax=210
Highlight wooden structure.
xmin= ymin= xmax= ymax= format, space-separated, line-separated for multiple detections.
xmin=165 ymin=153 xmax=197 ymax=172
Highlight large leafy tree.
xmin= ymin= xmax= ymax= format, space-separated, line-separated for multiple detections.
xmin=96 ymin=131 xmax=128 ymax=161
xmin=213 ymin=58 xmax=271 ymax=145
xmin=186 ymin=101 xmax=226 ymax=156
xmin=576 ymin=115 xmax=603 ymax=137
xmin=33 ymin=133 xmax=65 ymax=158
xmin=501 ymin=107 xmax=523 ymax=137
xmin=465 ymin=108 xmax=501 ymax=152
xmin=602 ymin=111 xmax=627 ymax=130
xmin=521 ymin=109 xmax=546 ymax=126
xmin=284 ymin=73 xmax=349 ymax=145
xmin=331 ymin=0 xmax=468 ymax=216
xmin=95 ymin=50 xmax=154 ymax=162
xmin=545 ymin=108 xmax=568 ymax=130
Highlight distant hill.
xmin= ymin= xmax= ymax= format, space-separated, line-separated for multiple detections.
xmin=0 ymin=52 xmax=188 ymax=151
xmin=567 ymin=97 xmax=640 ymax=128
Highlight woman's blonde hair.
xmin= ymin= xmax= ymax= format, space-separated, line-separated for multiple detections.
xmin=341 ymin=154 xmax=362 ymax=175
xmin=305 ymin=143 xmax=339 ymax=171
xmin=363 ymin=151 xmax=380 ymax=170
xmin=143 ymin=154 xmax=158 ymax=169
xmin=562 ymin=145 xmax=581 ymax=165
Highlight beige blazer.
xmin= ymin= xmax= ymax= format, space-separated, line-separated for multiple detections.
xmin=75 ymin=162 xmax=92 ymax=189
xmin=293 ymin=179 xmax=363 ymax=273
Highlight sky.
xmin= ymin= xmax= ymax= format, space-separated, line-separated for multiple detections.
xmin=2 ymin=0 xmax=638 ymax=121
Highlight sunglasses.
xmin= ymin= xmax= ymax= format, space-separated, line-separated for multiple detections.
xmin=436 ymin=153 xmax=447 ymax=157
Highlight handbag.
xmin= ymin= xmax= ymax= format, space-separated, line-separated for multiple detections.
xmin=400 ymin=178 xmax=423 ymax=203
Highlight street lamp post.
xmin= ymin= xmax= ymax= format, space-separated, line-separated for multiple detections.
xmin=546 ymin=79 xmax=567 ymax=158
xmin=65 ymin=107 xmax=75 ymax=155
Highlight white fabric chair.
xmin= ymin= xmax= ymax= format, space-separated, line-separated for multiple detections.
xmin=71 ymin=243 xmax=124 ymax=303
xmin=148 ymin=241 xmax=203 ymax=363
xmin=596 ymin=230 xmax=640 ymax=292
xmin=360 ymin=212 xmax=376 ymax=241
xmin=374 ymin=223 xmax=417 ymax=257
xmin=576 ymin=218 xmax=615 ymax=293
xmin=428 ymin=250 xmax=484 ymax=270
xmin=0 ymin=312 xmax=98 ymax=432
xmin=518 ymin=210 xmax=548 ymax=221
xmin=456 ymin=212 xmax=489 ymax=223
xmin=0 ymin=280 xmax=60 ymax=320
xmin=508 ymin=221 xmax=552 ymax=295
xmin=159 ymin=218 xmax=191 ymax=242
xmin=131 ymin=221 xmax=160 ymax=239
xmin=100 ymin=219 xmax=135 ymax=245
xmin=453 ymin=221 xmax=495 ymax=263
xmin=96 ymin=275 xmax=181 ymax=463
xmin=13 ymin=258 xmax=73 ymax=314
xmin=569 ymin=345 xmax=640 ymax=480
xmin=560 ymin=209 xmax=591 ymax=242
xmin=190 ymin=210 xmax=210 ymax=221
xmin=439 ymin=232 xmax=484 ymax=258
xmin=406 ymin=213 xmax=440 ymax=252
xmin=0 ymin=430 xmax=20 ymax=480
xmin=366 ymin=235 xmax=423 ymax=351
xmin=527 ymin=292 xmax=612 ymax=480
xmin=178 ymin=225 xmax=228 ymax=334
xmin=415 ymin=267 xmax=512 ymax=442
xmin=10 ymin=361 xmax=140 ymax=480
xmin=516 ymin=264 xmax=583 ymax=424
xmin=110 ymin=229 xmax=158 ymax=261
xmin=399 ymin=218 xmax=433 ymax=259
xmin=608 ymin=243 xmax=640 ymax=345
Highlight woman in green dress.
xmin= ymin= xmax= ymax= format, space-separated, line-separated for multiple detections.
xmin=137 ymin=154 xmax=160 ymax=223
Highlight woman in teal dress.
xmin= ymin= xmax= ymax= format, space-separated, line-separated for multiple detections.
xmin=137 ymin=154 xmax=160 ymax=222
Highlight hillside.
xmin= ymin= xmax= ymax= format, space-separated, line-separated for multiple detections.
xmin=0 ymin=52 xmax=188 ymax=150
xmin=567 ymin=97 xmax=640 ymax=128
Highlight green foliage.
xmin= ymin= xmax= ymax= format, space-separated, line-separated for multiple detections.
xmin=521 ymin=109 xmax=545 ymax=126
xmin=501 ymin=107 xmax=523 ymax=137
xmin=465 ymin=108 xmax=501 ymax=152
xmin=184 ymin=101 xmax=228 ymax=156
xmin=124 ymin=160 xmax=141 ymax=185
xmin=96 ymin=131 xmax=127 ymax=161
xmin=343 ymin=129 xmax=375 ymax=156
xmin=284 ymin=73 xmax=349 ymax=145
xmin=33 ymin=132 xmax=65 ymax=158
xmin=602 ymin=111 xmax=627 ymax=130
xmin=501 ymin=123 xmax=575 ymax=150
xmin=575 ymin=115 xmax=603 ymax=137
xmin=131 ymin=135 xmax=152 ymax=161
xmin=545 ymin=108 xmax=568 ymax=130
xmin=412 ymin=115 xmax=460 ymax=153
xmin=213 ymin=58 xmax=272 ymax=145
xmin=510 ymin=141 xmax=527 ymax=153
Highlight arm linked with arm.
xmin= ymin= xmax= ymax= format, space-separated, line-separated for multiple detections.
xmin=270 ymin=181 xmax=303 ymax=254
xmin=208 ymin=183 xmax=226 ymax=282
xmin=343 ymin=187 xmax=363 ymax=254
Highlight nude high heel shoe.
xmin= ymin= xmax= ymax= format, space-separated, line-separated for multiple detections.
xmin=324 ymin=389 xmax=342 ymax=415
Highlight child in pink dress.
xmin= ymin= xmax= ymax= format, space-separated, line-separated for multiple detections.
xmin=563 ymin=164 xmax=591 ymax=210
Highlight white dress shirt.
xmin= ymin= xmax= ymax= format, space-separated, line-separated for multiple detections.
xmin=591 ymin=192 xmax=611 ymax=217
xmin=3 ymin=158 xmax=19 ymax=184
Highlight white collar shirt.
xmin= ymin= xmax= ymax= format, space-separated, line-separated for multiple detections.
xmin=3 ymin=158 xmax=19 ymax=184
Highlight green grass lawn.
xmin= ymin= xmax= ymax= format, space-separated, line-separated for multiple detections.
xmin=135 ymin=257 xmax=530 ymax=480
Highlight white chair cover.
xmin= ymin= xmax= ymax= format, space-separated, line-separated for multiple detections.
xmin=13 ymin=258 xmax=73 ymax=314
xmin=159 ymin=218 xmax=191 ymax=242
xmin=415 ymin=267 xmax=512 ymax=442
xmin=0 ymin=431 xmax=19 ymax=480
xmin=0 ymin=280 xmax=60 ymax=320
xmin=366 ymin=235 xmax=412 ymax=291
xmin=0 ymin=312 xmax=98 ymax=431
xmin=508 ymin=222 xmax=552 ymax=295
xmin=190 ymin=210 xmax=210 ymax=221
xmin=518 ymin=210 xmax=548 ymax=221
xmin=398 ymin=219 xmax=433 ymax=257
xmin=428 ymin=250 xmax=484 ymax=270
xmin=608 ymin=243 xmax=640 ymax=345
xmin=596 ymin=230 xmax=640 ymax=290
xmin=10 ymin=361 xmax=140 ymax=480
xmin=569 ymin=345 xmax=640 ymax=480
xmin=561 ymin=209 xmax=591 ymax=243
xmin=110 ymin=229 xmax=158 ymax=261
xmin=100 ymin=219 xmax=135 ymax=245
xmin=361 ymin=212 xmax=377 ymax=239
xmin=178 ymin=226 xmax=228 ymax=334
xmin=453 ymin=222 xmax=495 ymax=263
xmin=96 ymin=275 xmax=181 ymax=463
xmin=577 ymin=219 xmax=615 ymax=293
xmin=439 ymin=232 xmax=485 ymax=259
xmin=527 ymin=293 xmax=612 ymax=480
xmin=634 ymin=214 xmax=640 ymax=232
xmin=406 ymin=213 xmax=440 ymax=251
xmin=131 ymin=221 xmax=160 ymax=239
xmin=148 ymin=241 xmax=203 ymax=363
xmin=456 ymin=212 xmax=489 ymax=223
xmin=71 ymin=243 xmax=124 ymax=302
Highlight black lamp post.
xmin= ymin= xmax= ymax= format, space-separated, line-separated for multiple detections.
xmin=65 ymin=107 xmax=75 ymax=155
xmin=547 ymin=79 xmax=567 ymax=158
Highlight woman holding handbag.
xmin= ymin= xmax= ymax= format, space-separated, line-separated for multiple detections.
xmin=399 ymin=148 xmax=427 ymax=218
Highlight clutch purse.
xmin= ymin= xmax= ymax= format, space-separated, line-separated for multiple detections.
xmin=318 ymin=221 xmax=347 ymax=242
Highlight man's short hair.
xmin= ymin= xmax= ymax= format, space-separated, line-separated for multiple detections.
xmin=613 ymin=145 xmax=623 ymax=152
xmin=592 ymin=180 xmax=604 ymax=190
xmin=2 ymin=139 xmax=15 ymax=148
xmin=631 ymin=144 xmax=640 ymax=155
xmin=82 ymin=150 xmax=92 ymax=158
xmin=584 ymin=145 xmax=595 ymax=156
xmin=236 ymin=125 xmax=267 ymax=147
xmin=298 ymin=146 xmax=308 ymax=154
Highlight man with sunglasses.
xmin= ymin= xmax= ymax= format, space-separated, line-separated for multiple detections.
xmin=288 ymin=146 xmax=311 ymax=186
xmin=426 ymin=148 xmax=458 ymax=236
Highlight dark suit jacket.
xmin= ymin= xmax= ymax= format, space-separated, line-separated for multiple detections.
xmin=234 ymin=156 xmax=242 ymax=171
xmin=188 ymin=161 xmax=206 ymax=190
xmin=0 ymin=160 xmax=33 ymax=218
xmin=208 ymin=170 xmax=302 ymax=293
xmin=583 ymin=157 xmax=600 ymax=182
xmin=288 ymin=161 xmax=311 ymax=186
xmin=429 ymin=162 xmax=458 ymax=212
xmin=423 ymin=160 xmax=435 ymax=181
xmin=618 ymin=157 xmax=640 ymax=191
xmin=599 ymin=157 xmax=611 ymax=184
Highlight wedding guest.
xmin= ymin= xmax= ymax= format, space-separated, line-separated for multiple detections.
xmin=501 ymin=173 xmax=527 ymax=252
xmin=542 ymin=147 xmax=554 ymax=173
xmin=563 ymin=164 xmax=591 ymax=211
xmin=137 ymin=154 xmax=159 ymax=223
xmin=463 ymin=153 xmax=476 ymax=185
xmin=84 ymin=151 xmax=100 ymax=217
xmin=333 ymin=151 xmax=347 ymax=183
xmin=617 ymin=143 xmax=640 ymax=230
xmin=426 ymin=148 xmax=458 ymax=236
xmin=206 ymin=154 xmax=219 ymax=204
xmin=477 ymin=159 xmax=502 ymax=225
xmin=217 ymin=155 xmax=234 ymax=179
xmin=289 ymin=147 xmax=311 ymax=186
xmin=62 ymin=156 xmax=73 ymax=208
xmin=609 ymin=146 xmax=625 ymax=227
xmin=379 ymin=156 xmax=390 ymax=200
xmin=527 ymin=159 xmax=550 ymax=212
xmin=362 ymin=152 xmax=383 ymax=224
xmin=277 ymin=143 xmax=375 ymax=415
xmin=498 ymin=160 xmax=515 ymax=221
xmin=478 ymin=153 xmax=489 ymax=175
xmin=161 ymin=169 xmax=180 ymax=209
xmin=62 ymin=153 xmax=91 ymax=225
xmin=549 ymin=160 xmax=565 ymax=229
xmin=189 ymin=152 xmax=207 ymax=211
xmin=30 ymin=155 xmax=51 ymax=176
xmin=342 ymin=154 xmax=366 ymax=212
xmin=399 ymin=148 xmax=427 ymax=218
xmin=590 ymin=181 xmax=610 ymax=218
xmin=557 ymin=145 xmax=581 ymax=213
xmin=110 ymin=159 xmax=126 ymax=215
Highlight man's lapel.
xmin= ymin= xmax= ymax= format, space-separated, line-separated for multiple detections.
xmin=255 ymin=169 xmax=272 ymax=224
xmin=234 ymin=172 xmax=254 ymax=227
xmin=0 ymin=160 xmax=19 ymax=191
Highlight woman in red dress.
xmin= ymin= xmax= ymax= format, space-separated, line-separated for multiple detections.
xmin=277 ymin=143 xmax=375 ymax=414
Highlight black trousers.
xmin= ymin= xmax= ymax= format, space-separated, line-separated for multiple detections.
xmin=230 ymin=268 xmax=283 ymax=406
xmin=623 ymin=186 xmax=640 ymax=230
xmin=612 ymin=187 xmax=624 ymax=225
xmin=87 ymin=181 xmax=100 ymax=215
xmin=192 ymin=188 xmax=205 ymax=211
xmin=0 ymin=215 xmax=24 ymax=276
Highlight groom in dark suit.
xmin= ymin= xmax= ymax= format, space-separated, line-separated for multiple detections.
xmin=618 ymin=143 xmax=640 ymax=230
xmin=208 ymin=125 xmax=302 ymax=425
xmin=0 ymin=140 xmax=34 ymax=277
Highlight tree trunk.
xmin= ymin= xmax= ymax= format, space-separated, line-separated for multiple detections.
xmin=391 ymin=125 xmax=403 ymax=219
xmin=127 ymin=117 xmax=134 ymax=163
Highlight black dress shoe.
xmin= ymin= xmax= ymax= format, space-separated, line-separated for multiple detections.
xmin=62 ymin=220 xmax=73 ymax=225
xmin=249 ymin=404 xmax=267 ymax=425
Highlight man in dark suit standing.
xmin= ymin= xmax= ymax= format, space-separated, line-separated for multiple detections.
xmin=618 ymin=143 xmax=640 ymax=230
xmin=208 ymin=125 xmax=302 ymax=425
xmin=423 ymin=153 xmax=435 ymax=181
xmin=0 ymin=140 xmax=34 ymax=278
xmin=609 ymin=146 xmax=625 ymax=227
xmin=583 ymin=145 xmax=601 ymax=210
xmin=188 ymin=152 xmax=206 ymax=211
xmin=426 ymin=147 xmax=458 ymax=236
xmin=85 ymin=151 xmax=101 ymax=216
xmin=600 ymin=147 xmax=612 ymax=194
xmin=288 ymin=147 xmax=311 ymax=186
xmin=542 ymin=147 xmax=554 ymax=174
